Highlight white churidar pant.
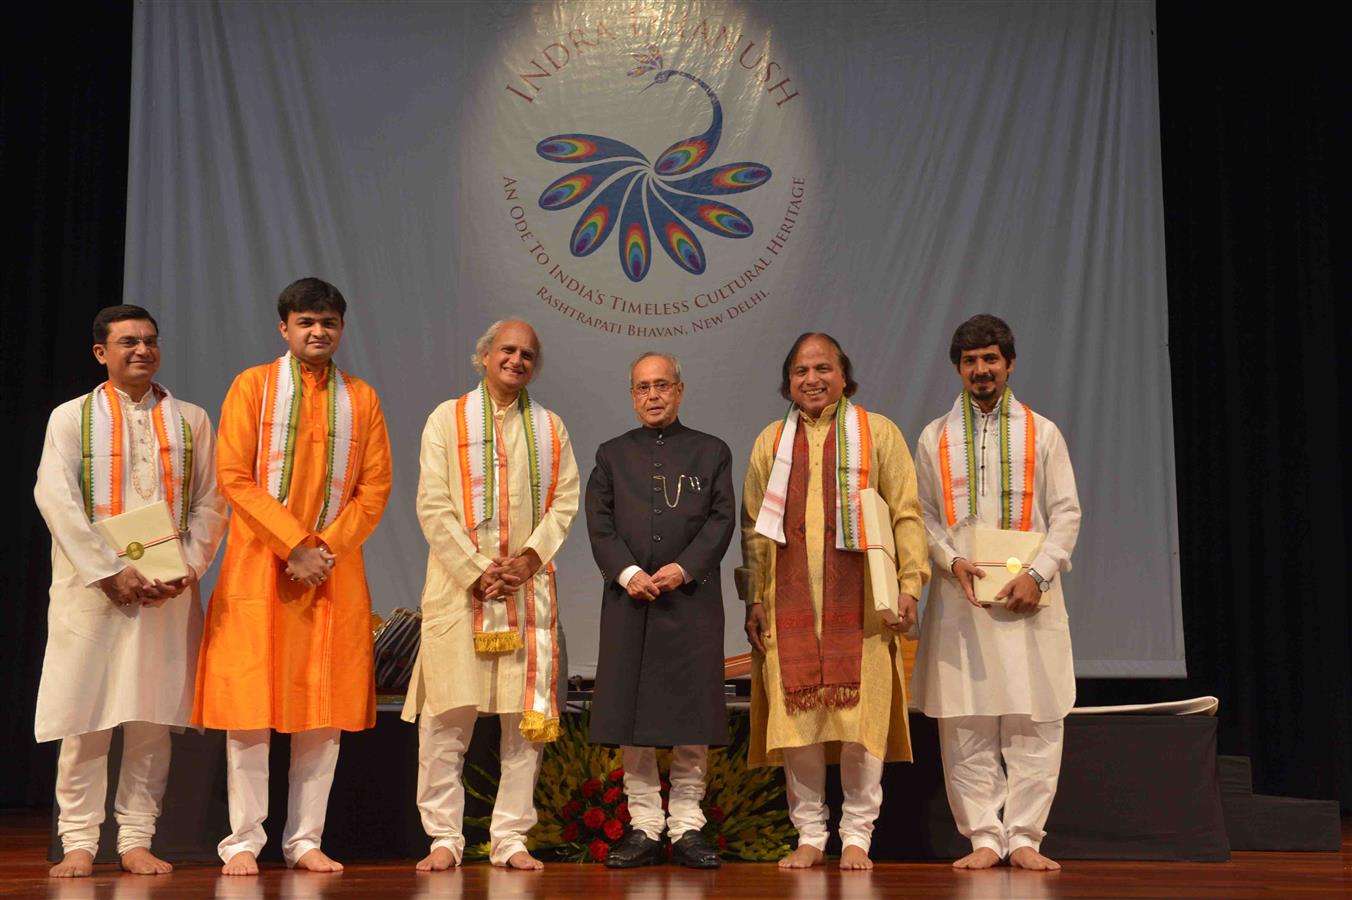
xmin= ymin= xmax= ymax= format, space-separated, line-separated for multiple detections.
xmin=417 ymin=705 xmax=543 ymax=866
xmin=621 ymin=744 xmax=708 ymax=841
xmin=217 ymin=728 xmax=341 ymax=866
xmin=938 ymin=714 xmax=1064 ymax=856
xmin=55 ymin=722 xmax=171 ymax=856
xmin=781 ymin=742 xmax=884 ymax=852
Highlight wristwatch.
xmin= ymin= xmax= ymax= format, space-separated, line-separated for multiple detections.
xmin=1028 ymin=567 xmax=1052 ymax=593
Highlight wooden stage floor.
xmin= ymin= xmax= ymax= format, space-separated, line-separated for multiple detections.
xmin=2 ymin=811 xmax=1347 ymax=899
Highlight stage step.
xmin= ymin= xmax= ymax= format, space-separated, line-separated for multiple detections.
xmin=1218 ymin=754 xmax=1253 ymax=793
xmin=1218 ymin=755 xmax=1342 ymax=852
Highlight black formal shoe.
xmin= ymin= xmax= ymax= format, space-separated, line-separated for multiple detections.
xmin=671 ymin=830 xmax=721 ymax=868
xmin=604 ymin=830 xmax=664 ymax=868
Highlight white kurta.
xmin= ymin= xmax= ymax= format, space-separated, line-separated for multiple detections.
xmin=910 ymin=401 xmax=1081 ymax=722
xmin=33 ymin=389 xmax=227 ymax=743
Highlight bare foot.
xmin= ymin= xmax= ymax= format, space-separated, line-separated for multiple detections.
xmin=416 ymin=847 xmax=458 ymax=871
xmin=121 ymin=846 xmax=173 ymax=874
xmin=953 ymin=847 xmax=1001 ymax=869
xmin=839 ymin=844 xmax=873 ymax=870
xmin=777 ymin=845 xmax=825 ymax=869
xmin=49 ymin=850 xmax=94 ymax=878
xmin=294 ymin=848 xmax=344 ymax=872
xmin=505 ymin=850 xmax=543 ymax=870
xmin=222 ymin=850 xmax=259 ymax=875
xmin=1010 ymin=846 xmax=1061 ymax=871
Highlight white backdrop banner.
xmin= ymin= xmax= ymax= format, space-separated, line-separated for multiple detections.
xmin=126 ymin=0 xmax=1183 ymax=677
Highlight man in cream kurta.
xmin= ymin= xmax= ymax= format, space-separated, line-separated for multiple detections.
xmin=34 ymin=306 xmax=226 ymax=878
xmin=403 ymin=319 xmax=579 ymax=871
xmin=911 ymin=314 xmax=1081 ymax=872
xmin=739 ymin=333 xmax=928 ymax=870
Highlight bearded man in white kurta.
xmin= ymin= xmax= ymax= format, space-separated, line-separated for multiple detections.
xmin=402 ymin=319 xmax=579 ymax=871
xmin=33 ymin=306 xmax=226 ymax=878
xmin=911 ymin=315 xmax=1081 ymax=872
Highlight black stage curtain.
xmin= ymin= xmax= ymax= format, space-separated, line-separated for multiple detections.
xmin=1074 ymin=7 xmax=1352 ymax=810
xmin=2 ymin=5 xmax=1347 ymax=811
xmin=2 ymin=4 xmax=134 ymax=806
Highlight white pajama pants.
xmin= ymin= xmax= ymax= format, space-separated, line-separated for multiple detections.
xmin=622 ymin=745 xmax=708 ymax=842
xmin=55 ymin=722 xmax=171 ymax=856
xmin=938 ymin=715 xmax=1064 ymax=857
xmin=417 ymin=706 xmax=543 ymax=866
xmin=781 ymin=742 xmax=884 ymax=853
xmin=218 ymin=728 xmax=341 ymax=866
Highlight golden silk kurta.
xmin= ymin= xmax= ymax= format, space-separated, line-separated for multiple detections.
xmin=737 ymin=403 xmax=928 ymax=767
xmin=194 ymin=362 xmax=392 ymax=732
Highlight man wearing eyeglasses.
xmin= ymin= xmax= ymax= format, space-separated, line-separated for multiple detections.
xmin=34 ymin=305 xmax=227 ymax=877
xmin=584 ymin=352 xmax=736 ymax=869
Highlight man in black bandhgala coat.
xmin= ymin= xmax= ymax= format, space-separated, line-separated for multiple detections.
xmin=585 ymin=352 xmax=735 ymax=869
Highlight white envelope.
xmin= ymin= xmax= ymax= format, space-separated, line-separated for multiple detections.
xmin=860 ymin=488 xmax=917 ymax=638
xmin=971 ymin=527 xmax=1048 ymax=607
xmin=93 ymin=501 xmax=189 ymax=583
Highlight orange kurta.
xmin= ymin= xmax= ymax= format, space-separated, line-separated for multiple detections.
xmin=193 ymin=361 xmax=392 ymax=732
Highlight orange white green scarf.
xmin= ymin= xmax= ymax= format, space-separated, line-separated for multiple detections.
xmin=938 ymin=388 xmax=1036 ymax=530
xmin=256 ymin=353 xmax=357 ymax=531
xmin=455 ymin=380 xmax=562 ymax=742
xmin=80 ymin=382 xmax=194 ymax=530
xmin=755 ymin=400 xmax=872 ymax=551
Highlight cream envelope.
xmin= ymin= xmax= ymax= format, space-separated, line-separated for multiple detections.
xmin=971 ymin=527 xmax=1049 ymax=607
xmin=93 ymin=501 xmax=189 ymax=583
xmin=860 ymin=488 xmax=918 ymax=638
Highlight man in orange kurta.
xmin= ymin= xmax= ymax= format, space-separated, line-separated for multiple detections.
xmin=193 ymin=278 xmax=391 ymax=875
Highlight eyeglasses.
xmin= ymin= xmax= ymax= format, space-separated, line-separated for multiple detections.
xmin=107 ymin=337 xmax=160 ymax=349
xmin=632 ymin=380 xmax=679 ymax=396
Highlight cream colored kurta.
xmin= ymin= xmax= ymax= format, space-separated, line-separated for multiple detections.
xmin=737 ymin=402 xmax=928 ymax=766
xmin=402 ymin=394 xmax=579 ymax=721
xmin=910 ymin=400 xmax=1081 ymax=722
xmin=34 ymin=388 xmax=227 ymax=743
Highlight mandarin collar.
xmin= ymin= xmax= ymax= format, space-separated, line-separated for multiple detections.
xmin=299 ymin=362 xmax=330 ymax=387
xmin=968 ymin=393 xmax=1004 ymax=418
xmin=798 ymin=399 xmax=840 ymax=425
xmin=642 ymin=418 xmax=686 ymax=438
xmin=112 ymin=384 xmax=156 ymax=409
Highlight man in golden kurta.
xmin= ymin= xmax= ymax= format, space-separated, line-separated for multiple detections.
xmin=194 ymin=278 xmax=392 ymax=875
xmin=739 ymin=332 xmax=928 ymax=870
xmin=402 ymin=319 xmax=579 ymax=871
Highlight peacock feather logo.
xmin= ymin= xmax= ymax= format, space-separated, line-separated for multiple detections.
xmin=535 ymin=46 xmax=773 ymax=283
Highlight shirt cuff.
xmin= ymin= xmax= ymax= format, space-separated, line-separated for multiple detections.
xmin=81 ymin=561 xmax=126 ymax=590
xmin=1030 ymin=551 xmax=1061 ymax=583
xmin=617 ymin=565 xmax=642 ymax=588
xmin=678 ymin=564 xmax=692 ymax=584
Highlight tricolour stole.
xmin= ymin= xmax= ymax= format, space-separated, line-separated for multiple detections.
xmin=755 ymin=399 xmax=872 ymax=550
xmin=255 ymin=353 xmax=358 ymax=531
xmin=455 ymin=380 xmax=562 ymax=742
xmin=754 ymin=400 xmax=872 ymax=713
xmin=937 ymin=387 xmax=1036 ymax=530
xmin=80 ymin=382 xmax=194 ymax=529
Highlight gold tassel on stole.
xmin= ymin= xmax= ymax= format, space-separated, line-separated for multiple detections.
xmin=519 ymin=710 xmax=561 ymax=742
xmin=474 ymin=631 xmax=524 ymax=653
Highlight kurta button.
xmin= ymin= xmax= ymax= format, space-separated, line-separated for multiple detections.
xmin=656 ymin=439 xmax=665 ymax=446
xmin=653 ymin=485 xmax=661 ymax=492
xmin=653 ymin=462 xmax=663 ymax=468
xmin=654 ymin=509 xmax=663 ymax=515
xmin=653 ymin=535 xmax=662 ymax=542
